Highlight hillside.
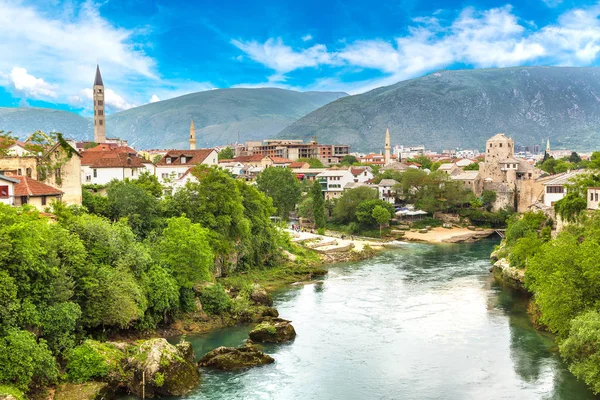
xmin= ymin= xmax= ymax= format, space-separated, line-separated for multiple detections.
xmin=0 ymin=107 xmax=91 ymax=139
xmin=106 ymin=88 xmax=347 ymax=149
xmin=278 ymin=66 xmax=600 ymax=152
xmin=0 ymin=88 xmax=347 ymax=148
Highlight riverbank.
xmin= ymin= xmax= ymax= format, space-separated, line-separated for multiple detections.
xmin=402 ymin=226 xmax=496 ymax=243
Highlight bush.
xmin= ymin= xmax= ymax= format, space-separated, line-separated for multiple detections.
xmin=411 ymin=218 xmax=443 ymax=229
xmin=65 ymin=341 xmax=109 ymax=383
xmin=199 ymin=284 xmax=232 ymax=315
xmin=317 ymin=227 xmax=326 ymax=235
xmin=0 ymin=386 xmax=25 ymax=400
xmin=0 ymin=329 xmax=58 ymax=392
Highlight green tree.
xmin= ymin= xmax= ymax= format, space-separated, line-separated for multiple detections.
xmin=153 ymin=216 xmax=214 ymax=289
xmin=560 ymin=310 xmax=600 ymax=394
xmin=569 ymin=151 xmax=582 ymax=164
xmin=311 ymin=180 xmax=326 ymax=228
xmin=0 ymin=130 xmax=17 ymax=156
xmin=332 ymin=187 xmax=378 ymax=224
xmin=131 ymin=172 xmax=163 ymax=198
xmin=554 ymin=193 xmax=587 ymax=223
xmin=408 ymin=155 xmax=433 ymax=170
xmin=481 ymin=190 xmax=497 ymax=211
xmin=141 ymin=266 xmax=179 ymax=326
xmin=0 ymin=329 xmax=58 ymax=392
xmin=355 ymin=199 xmax=395 ymax=228
xmin=39 ymin=302 xmax=81 ymax=355
xmin=256 ymin=167 xmax=301 ymax=220
xmin=463 ymin=162 xmax=480 ymax=171
xmin=297 ymin=157 xmax=324 ymax=168
xmin=340 ymin=155 xmax=359 ymax=166
xmin=105 ymin=179 xmax=159 ymax=238
xmin=297 ymin=196 xmax=314 ymax=221
xmin=372 ymin=205 xmax=391 ymax=237
xmin=218 ymin=147 xmax=234 ymax=160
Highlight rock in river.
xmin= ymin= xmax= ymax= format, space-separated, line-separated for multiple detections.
xmin=250 ymin=284 xmax=273 ymax=306
xmin=126 ymin=338 xmax=200 ymax=398
xmin=198 ymin=343 xmax=274 ymax=371
xmin=248 ymin=318 xmax=296 ymax=343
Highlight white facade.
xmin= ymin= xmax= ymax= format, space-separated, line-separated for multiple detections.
xmin=542 ymin=170 xmax=587 ymax=207
xmin=0 ymin=175 xmax=17 ymax=205
xmin=82 ymin=164 xmax=154 ymax=185
xmin=7 ymin=143 xmax=33 ymax=157
xmin=378 ymin=179 xmax=398 ymax=204
xmin=588 ymin=188 xmax=600 ymax=210
xmin=317 ymin=170 xmax=354 ymax=200
xmin=351 ymin=168 xmax=374 ymax=183
xmin=219 ymin=162 xmax=245 ymax=176
xmin=156 ymin=150 xmax=218 ymax=184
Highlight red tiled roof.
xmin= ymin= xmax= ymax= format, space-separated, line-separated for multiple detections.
xmin=289 ymin=161 xmax=308 ymax=168
xmin=156 ymin=149 xmax=215 ymax=166
xmin=234 ymin=154 xmax=267 ymax=163
xmin=270 ymin=157 xmax=293 ymax=164
xmin=85 ymin=143 xmax=137 ymax=153
xmin=350 ymin=167 xmax=367 ymax=175
xmin=81 ymin=149 xmax=148 ymax=168
xmin=12 ymin=176 xmax=63 ymax=197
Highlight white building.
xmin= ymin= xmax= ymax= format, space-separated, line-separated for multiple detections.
xmin=219 ymin=161 xmax=245 ymax=176
xmin=350 ymin=167 xmax=374 ymax=183
xmin=81 ymin=149 xmax=154 ymax=185
xmin=0 ymin=173 xmax=18 ymax=205
xmin=155 ymin=149 xmax=218 ymax=183
xmin=542 ymin=170 xmax=586 ymax=207
xmin=378 ymin=179 xmax=398 ymax=204
xmin=316 ymin=169 xmax=354 ymax=200
xmin=6 ymin=142 xmax=33 ymax=157
xmin=588 ymin=187 xmax=600 ymax=210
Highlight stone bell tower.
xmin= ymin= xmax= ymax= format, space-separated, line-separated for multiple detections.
xmin=384 ymin=128 xmax=391 ymax=165
xmin=189 ymin=119 xmax=196 ymax=150
xmin=93 ymin=65 xmax=106 ymax=143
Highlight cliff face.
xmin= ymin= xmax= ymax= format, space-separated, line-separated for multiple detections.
xmin=279 ymin=66 xmax=600 ymax=152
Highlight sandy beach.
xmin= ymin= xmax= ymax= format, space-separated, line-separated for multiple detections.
xmin=401 ymin=227 xmax=496 ymax=243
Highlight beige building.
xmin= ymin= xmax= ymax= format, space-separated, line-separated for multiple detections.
xmin=451 ymin=170 xmax=484 ymax=197
xmin=12 ymin=174 xmax=63 ymax=211
xmin=479 ymin=133 xmax=542 ymax=211
xmin=588 ymin=187 xmax=600 ymax=210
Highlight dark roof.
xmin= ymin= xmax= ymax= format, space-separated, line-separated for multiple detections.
xmin=13 ymin=176 xmax=63 ymax=197
xmin=94 ymin=65 xmax=103 ymax=86
xmin=156 ymin=149 xmax=215 ymax=166
xmin=0 ymin=173 xmax=19 ymax=184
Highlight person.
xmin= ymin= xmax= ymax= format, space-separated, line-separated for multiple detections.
xmin=292 ymin=224 xmax=295 ymax=231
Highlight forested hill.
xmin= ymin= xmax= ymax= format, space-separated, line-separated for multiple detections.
xmin=0 ymin=89 xmax=347 ymax=149
xmin=278 ymin=66 xmax=600 ymax=152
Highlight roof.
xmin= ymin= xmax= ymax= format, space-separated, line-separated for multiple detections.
xmin=81 ymin=149 xmax=148 ymax=168
xmin=380 ymin=162 xmax=410 ymax=172
xmin=499 ymin=157 xmax=521 ymax=164
xmin=379 ymin=179 xmax=399 ymax=186
xmin=344 ymin=182 xmax=375 ymax=190
xmin=451 ymin=171 xmax=480 ymax=181
xmin=543 ymin=170 xmax=587 ymax=186
xmin=94 ymin=65 xmax=103 ymax=86
xmin=438 ymin=163 xmax=457 ymax=170
xmin=316 ymin=169 xmax=353 ymax=177
xmin=488 ymin=133 xmax=511 ymax=142
xmin=233 ymin=154 xmax=267 ymax=163
xmin=0 ymin=173 xmax=19 ymax=184
xmin=156 ymin=149 xmax=215 ymax=166
xmin=12 ymin=176 xmax=63 ymax=197
xmin=350 ymin=167 xmax=370 ymax=176
xmin=270 ymin=157 xmax=293 ymax=164
xmin=289 ymin=161 xmax=309 ymax=168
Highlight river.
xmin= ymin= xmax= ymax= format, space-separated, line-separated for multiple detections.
xmin=126 ymin=239 xmax=598 ymax=399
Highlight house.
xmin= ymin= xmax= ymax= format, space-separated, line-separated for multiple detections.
xmin=542 ymin=170 xmax=587 ymax=207
xmin=379 ymin=161 xmax=410 ymax=173
xmin=219 ymin=161 xmax=245 ymax=176
xmin=12 ymin=175 xmax=63 ymax=210
xmin=0 ymin=173 xmax=19 ymax=205
xmin=350 ymin=167 xmax=374 ymax=183
xmin=289 ymin=161 xmax=310 ymax=169
xmin=588 ymin=188 xmax=600 ymax=210
xmin=292 ymin=168 xmax=327 ymax=182
xmin=316 ymin=169 xmax=355 ymax=200
xmin=6 ymin=141 xmax=33 ymax=157
xmin=233 ymin=154 xmax=273 ymax=169
xmin=455 ymin=158 xmax=476 ymax=168
xmin=81 ymin=149 xmax=154 ymax=185
xmin=155 ymin=149 xmax=218 ymax=183
xmin=270 ymin=157 xmax=294 ymax=167
xmin=378 ymin=179 xmax=398 ymax=204
xmin=451 ymin=171 xmax=483 ymax=196
xmin=437 ymin=163 xmax=460 ymax=176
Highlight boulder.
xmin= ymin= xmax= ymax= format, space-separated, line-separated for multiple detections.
xmin=249 ymin=284 xmax=273 ymax=306
xmin=54 ymin=382 xmax=115 ymax=400
xmin=198 ymin=343 xmax=274 ymax=371
xmin=126 ymin=338 xmax=200 ymax=398
xmin=248 ymin=318 xmax=296 ymax=343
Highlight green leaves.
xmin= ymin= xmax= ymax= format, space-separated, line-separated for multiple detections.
xmin=256 ymin=167 xmax=301 ymax=220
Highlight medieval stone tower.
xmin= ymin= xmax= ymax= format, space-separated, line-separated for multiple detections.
xmin=93 ymin=65 xmax=106 ymax=143
xmin=480 ymin=133 xmax=515 ymax=182
xmin=384 ymin=128 xmax=391 ymax=165
xmin=189 ymin=119 xmax=197 ymax=150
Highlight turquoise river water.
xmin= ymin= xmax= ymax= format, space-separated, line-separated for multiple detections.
xmin=124 ymin=239 xmax=599 ymax=399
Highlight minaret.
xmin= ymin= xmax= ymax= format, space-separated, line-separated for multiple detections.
xmin=384 ymin=128 xmax=391 ymax=165
xmin=546 ymin=138 xmax=551 ymax=154
xmin=189 ymin=119 xmax=196 ymax=150
xmin=93 ymin=65 xmax=106 ymax=143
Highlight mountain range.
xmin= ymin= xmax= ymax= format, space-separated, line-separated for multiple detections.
xmin=2 ymin=66 xmax=600 ymax=152
xmin=0 ymin=88 xmax=347 ymax=148
xmin=280 ymin=66 xmax=600 ymax=152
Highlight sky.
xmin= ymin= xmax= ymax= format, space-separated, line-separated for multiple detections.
xmin=1 ymin=0 xmax=600 ymax=116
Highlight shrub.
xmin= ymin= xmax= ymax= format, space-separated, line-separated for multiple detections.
xmin=65 ymin=341 xmax=109 ymax=383
xmin=199 ymin=284 xmax=232 ymax=315
xmin=317 ymin=227 xmax=326 ymax=235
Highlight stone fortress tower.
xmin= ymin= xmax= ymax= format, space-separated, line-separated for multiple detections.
xmin=189 ymin=119 xmax=196 ymax=150
xmin=93 ymin=65 xmax=106 ymax=143
xmin=384 ymin=128 xmax=391 ymax=165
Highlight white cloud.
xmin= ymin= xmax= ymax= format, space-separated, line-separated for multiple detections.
xmin=149 ymin=94 xmax=160 ymax=103
xmin=302 ymin=34 xmax=313 ymax=42
xmin=232 ymin=4 xmax=600 ymax=94
xmin=542 ymin=0 xmax=563 ymax=8
xmin=80 ymin=87 xmax=136 ymax=111
xmin=8 ymin=67 xmax=57 ymax=99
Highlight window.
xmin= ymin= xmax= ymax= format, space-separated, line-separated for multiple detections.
xmin=181 ymin=156 xmax=186 ymax=164
xmin=99 ymin=119 xmax=103 ymax=126
xmin=596 ymin=193 xmax=599 ymax=202
xmin=161 ymin=173 xmax=169 ymax=179
xmin=98 ymin=89 xmax=103 ymax=93
xmin=41 ymin=196 xmax=47 ymax=206
xmin=166 ymin=158 xmax=172 ymax=164
xmin=0 ymin=186 xmax=8 ymax=198
xmin=54 ymin=168 xmax=61 ymax=181
xmin=98 ymin=100 xmax=103 ymax=106
xmin=98 ymin=110 xmax=103 ymax=116
xmin=26 ymin=168 xmax=32 ymax=178
xmin=93 ymin=169 xmax=97 ymax=178
xmin=17 ymin=168 xmax=22 ymax=175
xmin=21 ymin=196 xmax=28 ymax=205
xmin=546 ymin=186 xmax=564 ymax=194
xmin=500 ymin=143 xmax=503 ymax=147
xmin=592 ymin=193 xmax=595 ymax=201
xmin=86 ymin=175 xmax=91 ymax=182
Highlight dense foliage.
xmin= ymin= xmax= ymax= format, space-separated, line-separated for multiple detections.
xmin=256 ymin=167 xmax=301 ymax=220
xmin=0 ymin=165 xmax=289 ymax=394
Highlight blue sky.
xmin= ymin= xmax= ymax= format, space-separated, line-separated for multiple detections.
xmin=0 ymin=0 xmax=599 ymax=115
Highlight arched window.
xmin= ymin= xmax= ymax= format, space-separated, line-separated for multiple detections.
xmin=26 ymin=168 xmax=32 ymax=178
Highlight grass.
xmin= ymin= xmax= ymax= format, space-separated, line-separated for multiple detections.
xmin=0 ymin=386 xmax=24 ymax=400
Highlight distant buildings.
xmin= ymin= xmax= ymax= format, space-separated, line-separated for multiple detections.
xmin=237 ymin=139 xmax=350 ymax=165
